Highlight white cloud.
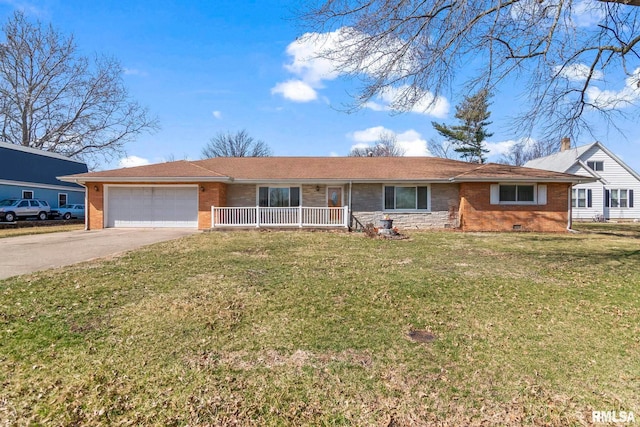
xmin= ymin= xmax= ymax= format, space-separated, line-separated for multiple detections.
xmin=396 ymin=130 xmax=429 ymax=156
xmin=572 ymin=0 xmax=606 ymax=28
xmin=123 ymin=68 xmax=149 ymax=77
xmin=555 ymin=63 xmax=603 ymax=82
xmin=349 ymin=126 xmax=429 ymax=156
xmin=212 ymin=110 xmax=222 ymax=119
xmin=271 ymin=79 xmax=318 ymax=102
xmin=0 ymin=0 xmax=45 ymax=17
xmin=271 ymin=30 xmax=343 ymax=103
xmin=585 ymin=68 xmax=640 ymax=109
xmin=272 ymin=27 xmax=449 ymax=115
xmin=119 ymin=155 xmax=151 ymax=168
xmin=364 ymin=85 xmax=449 ymax=118
xmin=283 ymin=32 xmax=342 ymax=85
xmin=351 ymin=126 xmax=388 ymax=143
xmin=484 ymin=140 xmax=518 ymax=159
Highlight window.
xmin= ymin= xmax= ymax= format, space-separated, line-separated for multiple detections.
xmin=384 ymin=186 xmax=429 ymax=210
xmin=58 ymin=193 xmax=68 ymax=207
xmin=17 ymin=200 xmax=29 ymax=207
xmin=258 ymin=186 xmax=300 ymax=207
xmin=22 ymin=190 xmax=34 ymax=199
xmin=606 ymin=189 xmax=634 ymax=208
xmin=572 ymin=188 xmax=592 ymax=208
xmin=587 ymin=161 xmax=604 ymax=171
xmin=499 ymin=184 xmax=534 ymax=203
xmin=491 ymin=184 xmax=545 ymax=205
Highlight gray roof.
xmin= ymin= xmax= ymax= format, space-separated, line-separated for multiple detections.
xmin=524 ymin=143 xmax=595 ymax=172
xmin=0 ymin=142 xmax=88 ymax=188
xmin=524 ymin=141 xmax=640 ymax=183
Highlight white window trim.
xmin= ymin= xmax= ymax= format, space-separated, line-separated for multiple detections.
xmin=608 ymin=188 xmax=631 ymax=209
xmin=382 ymin=184 xmax=431 ymax=212
xmin=572 ymin=188 xmax=588 ymax=209
xmin=255 ymin=185 xmax=303 ymax=207
xmin=22 ymin=190 xmax=34 ymax=199
xmin=587 ymin=160 xmax=604 ymax=172
xmin=58 ymin=192 xmax=68 ymax=208
xmin=491 ymin=183 xmax=544 ymax=205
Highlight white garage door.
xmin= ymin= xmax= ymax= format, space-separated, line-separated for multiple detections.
xmin=106 ymin=186 xmax=198 ymax=228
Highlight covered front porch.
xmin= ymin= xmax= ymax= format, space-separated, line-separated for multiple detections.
xmin=211 ymin=206 xmax=349 ymax=228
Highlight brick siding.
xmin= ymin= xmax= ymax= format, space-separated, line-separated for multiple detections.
xmin=87 ymin=183 xmax=104 ymax=230
xmin=459 ymin=182 xmax=570 ymax=232
xmin=198 ymin=183 xmax=227 ymax=229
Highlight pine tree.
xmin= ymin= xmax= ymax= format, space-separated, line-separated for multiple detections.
xmin=432 ymin=90 xmax=492 ymax=164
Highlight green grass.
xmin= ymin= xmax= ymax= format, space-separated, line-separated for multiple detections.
xmin=1 ymin=227 xmax=639 ymax=425
xmin=0 ymin=223 xmax=84 ymax=238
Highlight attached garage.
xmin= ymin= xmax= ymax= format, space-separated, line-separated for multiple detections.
xmin=105 ymin=186 xmax=198 ymax=228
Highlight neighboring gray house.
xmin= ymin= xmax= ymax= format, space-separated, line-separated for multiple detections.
xmin=0 ymin=142 xmax=88 ymax=208
xmin=525 ymin=140 xmax=640 ymax=221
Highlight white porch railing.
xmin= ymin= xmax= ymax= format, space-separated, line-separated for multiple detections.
xmin=211 ymin=206 xmax=349 ymax=228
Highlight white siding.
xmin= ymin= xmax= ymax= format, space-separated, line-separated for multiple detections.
xmin=575 ymin=146 xmax=640 ymax=220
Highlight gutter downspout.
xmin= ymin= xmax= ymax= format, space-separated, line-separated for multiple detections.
xmin=81 ymin=183 xmax=88 ymax=231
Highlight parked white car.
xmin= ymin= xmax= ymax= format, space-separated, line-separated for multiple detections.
xmin=54 ymin=204 xmax=85 ymax=220
xmin=0 ymin=198 xmax=51 ymax=222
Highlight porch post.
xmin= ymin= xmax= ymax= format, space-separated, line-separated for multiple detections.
xmin=343 ymin=205 xmax=349 ymax=228
xmin=256 ymin=205 xmax=260 ymax=228
xmin=299 ymin=205 xmax=303 ymax=227
xmin=211 ymin=206 xmax=215 ymax=228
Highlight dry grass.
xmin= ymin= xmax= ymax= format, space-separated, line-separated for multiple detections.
xmin=0 ymin=223 xmax=84 ymax=238
xmin=1 ymin=226 xmax=639 ymax=425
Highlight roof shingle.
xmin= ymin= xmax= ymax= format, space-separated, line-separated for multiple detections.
xmin=59 ymin=156 xmax=590 ymax=183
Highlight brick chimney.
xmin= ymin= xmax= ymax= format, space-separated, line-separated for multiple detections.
xmin=560 ymin=137 xmax=571 ymax=151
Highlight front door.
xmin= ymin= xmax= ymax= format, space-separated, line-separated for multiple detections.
xmin=327 ymin=187 xmax=342 ymax=208
xmin=327 ymin=187 xmax=342 ymax=223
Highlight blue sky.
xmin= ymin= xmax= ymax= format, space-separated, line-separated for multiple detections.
xmin=2 ymin=0 xmax=639 ymax=172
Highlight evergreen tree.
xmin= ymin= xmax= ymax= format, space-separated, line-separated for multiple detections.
xmin=432 ymin=90 xmax=492 ymax=164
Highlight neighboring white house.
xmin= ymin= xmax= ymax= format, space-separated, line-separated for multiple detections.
xmin=525 ymin=139 xmax=640 ymax=221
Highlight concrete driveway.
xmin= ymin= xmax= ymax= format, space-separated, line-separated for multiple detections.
xmin=0 ymin=228 xmax=198 ymax=280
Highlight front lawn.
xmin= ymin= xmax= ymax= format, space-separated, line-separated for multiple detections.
xmin=1 ymin=228 xmax=638 ymax=425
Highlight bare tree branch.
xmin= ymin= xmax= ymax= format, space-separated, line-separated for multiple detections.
xmin=201 ymin=130 xmax=272 ymax=158
xmin=427 ymin=138 xmax=456 ymax=159
xmin=0 ymin=12 xmax=158 ymax=165
xmin=499 ymin=139 xmax=559 ymax=166
xmin=349 ymin=130 xmax=405 ymax=156
xmin=300 ymin=0 xmax=640 ymax=141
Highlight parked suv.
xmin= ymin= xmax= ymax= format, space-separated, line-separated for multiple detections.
xmin=0 ymin=198 xmax=51 ymax=222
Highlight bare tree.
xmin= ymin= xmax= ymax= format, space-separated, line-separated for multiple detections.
xmin=300 ymin=1 xmax=640 ymax=141
xmin=500 ymin=139 xmax=559 ymax=166
xmin=427 ymin=138 xmax=456 ymax=159
xmin=0 ymin=12 xmax=157 ymax=164
xmin=201 ymin=130 xmax=272 ymax=158
xmin=349 ymin=131 xmax=405 ymax=156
